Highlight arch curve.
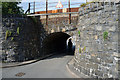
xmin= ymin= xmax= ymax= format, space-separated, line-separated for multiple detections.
xmin=42 ymin=32 xmax=72 ymax=55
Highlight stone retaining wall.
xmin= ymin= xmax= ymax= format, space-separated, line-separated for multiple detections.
xmin=1 ymin=13 xmax=78 ymax=62
xmin=1 ymin=15 xmax=42 ymax=62
xmin=73 ymin=2 xmax=120 ymax=79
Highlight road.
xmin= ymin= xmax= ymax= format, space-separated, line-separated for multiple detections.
xmin=2 ymin=54 xmax=75 ymax=78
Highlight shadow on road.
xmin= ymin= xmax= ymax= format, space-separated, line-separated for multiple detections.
xmin=44 ymin=50 xmax=74 ymax=60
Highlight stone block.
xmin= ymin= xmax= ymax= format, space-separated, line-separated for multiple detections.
xmin=112 ymin=52 xmax=120 ymax=57
xmin=103 ymin=74 xmax=109 ymax=78
xmin=11 ymin=23 xmax=15 ymax=26
xmin=118 ymin=71 xmax=120 ymax=79
xmin=109 ymin=26 xmax=116 ymax=32
xmin=95 ymin=35 xmax=98 ymax=40
xmin=112 ymin=33 xmax=118 ymax=42
xmin=95 ymin=70 xmax=103 ymax=77
xmin=6 ymin=22 xmax=10 ymax=27
xmin=96 ymin=26 xmax=102 ymax=31
xmin=82 ymin=68 xmax=88 ymax=75
xmin=105 ymin=59 xmax=113 ymax=64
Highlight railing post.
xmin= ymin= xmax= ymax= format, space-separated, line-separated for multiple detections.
xmin=25 ymin=3 xmax=31 ymax=14
xmin=68 ymin=0 xmax=71 ymax=24
xmin=29 ymin=3 xmax=30 ymax=13
xmin=34 ymin=1 xmax=35 ymax=14
xmin=46 ymin=0 xmax=48 ymax=28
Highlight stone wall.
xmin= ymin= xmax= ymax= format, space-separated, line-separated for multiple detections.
xmin=1 ymin=13 xmax=78 ymax=62
xmin=73 ymin=2 xmax=120 ymax=78
xmin=1 ymin=15 xmax=43 ymax=62
xmin=40 ymin=14 xmax=78 ymax=32
xmin=0 ymin=3 xmax=2 ymax=63
xmin=39 ymin=14 xmax=78 ymax=49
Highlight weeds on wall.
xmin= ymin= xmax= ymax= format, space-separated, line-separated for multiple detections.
xmin=116 ymin=19 xmax=119 ymax=21
xmin=78 ymin=31 xmax=80 ymax=37
xmin=11 ymin=37 xmax=14 ymax=41
xmin=80 ymin=1 xmax=94 ymax=7
xmin=103 ymin=31 xmax=108 ymax=40
xmin=79 ymin=48 xmax=82 ymax=53
xmin=17 ymin=27 xmax=20 ymax=34
xmin=5 ymin=30 xmax=12 ymax=40
xmin=83 ymin=46 xmax=86 ymax=51
xmin=79 ymin=46 xmax=86 ymax=53
xmin=5 ymin=27 xmax=20 ymax=40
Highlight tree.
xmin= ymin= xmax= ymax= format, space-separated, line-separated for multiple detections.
xmin=2 ymin=2 xmax=24 ymax=14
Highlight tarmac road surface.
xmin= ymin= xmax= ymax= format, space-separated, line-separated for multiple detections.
xmin=2 ymin=54 xmax=75 ymax=78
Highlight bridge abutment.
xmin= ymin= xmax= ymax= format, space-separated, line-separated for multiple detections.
xmin=73 ymin=2 xmax=120 ymax=79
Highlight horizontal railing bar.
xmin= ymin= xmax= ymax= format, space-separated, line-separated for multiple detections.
xmin=27 ymin=12 xmax=78 ymax=16
xmin=71 ymin=3 xmax=82 ymax=5
xmin=35 ymin=7 xmax=46 ymax=9
xmin=35 ymin=4 xmax=45 ymax=6
xmin=48 ymin=2 xmax=58 ymax=4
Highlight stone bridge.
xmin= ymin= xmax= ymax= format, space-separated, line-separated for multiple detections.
xmin=28 ymin=2 xmax=120 ymax=79
xmin=1 ymin=1 xmax=120 ymax=79
xmin=30 ymin=13 xmax=79 ymax=56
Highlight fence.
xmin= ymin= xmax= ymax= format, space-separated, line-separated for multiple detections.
xmin=28 ymin=1 xmax=82 ymax=14
xmin=25 ymin=0 xmax=83 ymax=25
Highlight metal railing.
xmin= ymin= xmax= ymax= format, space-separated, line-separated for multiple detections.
xmin=28 ymin=1 xmax=82 ymax=14
xmin=25 ymin=0 xmax=83 ymax=25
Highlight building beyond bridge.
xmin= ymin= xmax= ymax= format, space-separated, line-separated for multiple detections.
xmin=35 ymin=7 xmax=79 ymax=14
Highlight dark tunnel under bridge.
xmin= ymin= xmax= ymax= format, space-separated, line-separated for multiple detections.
xmin=42 ymin=32 xmax=75 ymax=56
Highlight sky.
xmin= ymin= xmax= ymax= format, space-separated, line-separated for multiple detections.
xmin=18 ymin=0 xmax=86 ymax=13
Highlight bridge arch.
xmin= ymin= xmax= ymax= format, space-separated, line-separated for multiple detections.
xmin=42 ymin=32 xmax=75 ymax=55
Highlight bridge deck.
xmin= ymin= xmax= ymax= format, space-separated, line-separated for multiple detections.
xmin=27 ymin=12 xmax=79 ymax=17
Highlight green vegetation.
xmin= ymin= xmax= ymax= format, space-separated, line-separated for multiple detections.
xmin=5 ymin=30 xmax=12 ymax=40
xmin=103 ymin=31 xmax=108 ymax=40
xmin=80 ymin=0 xmax=97 ymax=7
xmin=79 ymin=48 xmax=82 ymax=53
xmin=78 ymin=31 xmax=80 ymax=36
xmin=5 ymin=27 xmax=20 ymax=40
xmin=2 ymin=1 xmax=24 ymax=14
xmin=17 ymin=27 xmax=20 ymax=34
xmin=80 ymin=2 xmax=92 ymax=7
xmin=116 ymin=19 xmax=119 ymax=21
xmin=11 ymin=37 xmax=14 ymax=41
xmin=83 ymin=46 xmax=86 ymax=51
xmin=80 ymin=3 xmax=87 ymax=7
xmin=79 ymin=46 xmax=86 ymax=53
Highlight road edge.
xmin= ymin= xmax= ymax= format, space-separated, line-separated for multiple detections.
xmin=1 ymin=54 xmax=53 ymax=68
xmin=66 ymin=58 xmax=80 ymax=78
xmin=66 ymin=58 xmax=90 ymax=78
